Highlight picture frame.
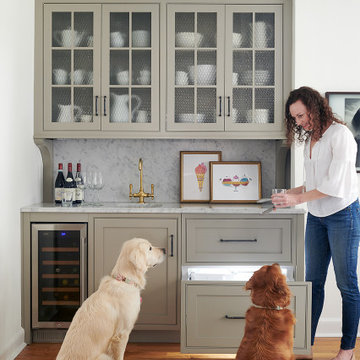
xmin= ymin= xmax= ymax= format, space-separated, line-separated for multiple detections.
xmin=180 ymin=151 xmax=222 ymax=203
xmin=325 ymin=91 xmax=360 ymax=172
xmin=210 ymin=161 xmax=262 ymax=203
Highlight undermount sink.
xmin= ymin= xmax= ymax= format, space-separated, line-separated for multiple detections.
xmin=115 ymin=202 xmax=163 ymax=208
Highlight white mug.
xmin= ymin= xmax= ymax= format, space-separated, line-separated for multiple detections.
xmin=110 ymin=31 xmax=126 ymax=47
xmin=53 ymin=69 xmax=68 ymax=85
xmin=175 ymin=71 xmax=188 ymax=85
xmin=137 ymin=70 xmax=151 ymax=85
xmin=73 ymin=69 xmax=85 ymax=85
xmin=116 ymin=70 xmax=129 ymax=85
xmin=136 ymin=110 xmax=149 ymax=123
xmin=132 ymin=30 xmax=150 ymax=47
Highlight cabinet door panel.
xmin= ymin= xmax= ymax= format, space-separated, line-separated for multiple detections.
xmin=94 ymin=218 xmax=177 ymax=328
xmin=44 ymin=4 xmax=101 ymax=131
xmin=102 ymin=4 xmax=160 ymax=131
xmin=167 ymin=5 xmax=225 ymax=131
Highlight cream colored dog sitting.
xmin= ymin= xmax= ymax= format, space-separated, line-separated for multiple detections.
xmin=56 ymin=237 xmax=166 ymax=360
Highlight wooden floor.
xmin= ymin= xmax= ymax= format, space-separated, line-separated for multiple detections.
xmin=15 ymin=338 xmax=358 ymax=360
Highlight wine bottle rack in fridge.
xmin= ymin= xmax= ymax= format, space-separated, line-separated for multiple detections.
xmin=31 ymin=223 xmax=87 ymax=328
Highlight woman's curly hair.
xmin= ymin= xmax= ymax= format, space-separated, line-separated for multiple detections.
xmin=285 ymin=86 xmax=344 ymax=146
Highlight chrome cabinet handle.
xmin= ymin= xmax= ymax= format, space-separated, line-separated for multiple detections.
xmin=95 ymin=96 xmax=99 ymax=116
xmin=220 ymin=238 xmax=257 ymax=243
xmin=103 ymin=96 xmax=107 ymax=116
xmin=225 ymin=315 xmax=245 ymax=319
xmin=227 ymin=96 xmax=231 ymax=117
xmin=170 ymin=234 xmax=174 ymax=257
xmin=218 ymin=96 xmax=222 ymax=116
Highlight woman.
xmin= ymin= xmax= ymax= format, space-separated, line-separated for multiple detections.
xmin=272 ymin=86 xmax=360 ymax=360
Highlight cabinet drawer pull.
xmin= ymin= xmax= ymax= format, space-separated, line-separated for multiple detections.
xmin=227 ymin=96 xmax=231 ymax=117
xmin=170 ymin=234 xmax=174 ymax=257
xmin=220 ymin=238 xmax=257 ymax=243
xmin=218 ymin=96 xmax=222 ymax=116
xmin=95 ymin=96 xmax=99 ymax=116
xmin=103 ymin=96 xmax=107 ymax=116
xmin=225 ymin=315 xmax=245 ymax=320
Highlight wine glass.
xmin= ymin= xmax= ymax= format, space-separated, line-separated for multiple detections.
xmin=92 ymin=171 xmax=104 ymax=206
xmin=83 ymin=171 xmax=95 ymax=206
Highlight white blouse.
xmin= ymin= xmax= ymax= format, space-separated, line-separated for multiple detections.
xmin=304 ymin=122 xmax=358 ymax=217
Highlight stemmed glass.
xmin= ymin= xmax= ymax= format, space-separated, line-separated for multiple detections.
xmin=92 ymin=171 xmax=104 ymax=206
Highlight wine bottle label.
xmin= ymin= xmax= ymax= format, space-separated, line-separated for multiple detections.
xmin=75 ymin=187 xmax=84 ymax=201
xmin=55 ymin=188 xmax=62 ymax=201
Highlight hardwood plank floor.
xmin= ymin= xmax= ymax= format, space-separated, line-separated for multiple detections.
xmin=15 ymin=338 xmax=359 ymax=360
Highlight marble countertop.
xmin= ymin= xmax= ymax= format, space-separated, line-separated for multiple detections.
xmin=21 ymin=202 xmax=305 ymax=214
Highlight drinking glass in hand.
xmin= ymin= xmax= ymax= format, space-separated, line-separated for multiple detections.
xmin=272 ymin=188 xmax=286 ymax=208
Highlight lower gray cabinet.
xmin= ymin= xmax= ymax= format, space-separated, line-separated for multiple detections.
xmin=94 ymin=216 xmax=179 ymax=330
xmin=181 ymin=281 xmax=312 ymax=356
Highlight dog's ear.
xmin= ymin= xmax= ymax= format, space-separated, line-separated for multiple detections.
xmin=129 ymin=247 xmax=147 ymax=273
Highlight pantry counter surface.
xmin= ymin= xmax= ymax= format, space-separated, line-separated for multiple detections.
xmin=21 ymin=202 xmax=306 ymax=214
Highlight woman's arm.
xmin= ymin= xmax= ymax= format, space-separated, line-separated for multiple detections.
xmin=285 ymin=185 xmax=305 ymax=195
xmin=272 ymin=189 xmax=328 ymax=208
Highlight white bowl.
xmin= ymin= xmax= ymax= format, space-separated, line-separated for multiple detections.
xmin=246 ymin=109 xmax=270 ymax=124
xmin=132 ymin=30 xmax=150 ymax=47
xmin=239 ymin=70 xmax=253 ymax=85
xmin=177 ymin=113 xmax=196 ymax=123
xmin=189 ymin=65 xmax=216 ymax=85
xmin=255 ymin=70 xmax=271 ymax=85
xmin=233 ymin=32 xmax=242 ymax=48
xmin=175 ymin=32 xmax=203 ymax=47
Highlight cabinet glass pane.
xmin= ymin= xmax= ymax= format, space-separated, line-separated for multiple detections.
xmin=233 ymin=13 xmax=252 ymax=48
xmin=74 ymin=12 xmax=93 ymax=47
xmin=52 ymin=88 xmax=71 ymax=123
xmin=197 ymin=88 xmax=216 ymax=123
xmin=73 ymin=50 xmax=93 ymax=85
xmin=175 ymin=13 xmax=195 ymax=48
xmin=109 ymin=89 xmax=130 ymax=123
xmin=132 ymin=88 xmax=151 ymax=123
xmin=52 ymin=12 xmax=71 ymax=47
xmin=132 ymin=13 xmax=151 ymax=48
xmin=133 ymin=50 xmax=151 ymax=85
xmin=254 ymin=13 xmax=274 ymax=49
xmin=175 ymin=51 xmax=194 ymax=85
xmin=74 ymin=88 xmax=93 ymax=122
xmin=255 ymin=88 xmax=274 ymax=123
xmin=175 ymin=88 xmax=194 ymax=123
xmin=198 ymin=13 xmax=216 ymax=48
xmin=255 ymin=51 xmax=274 ymax=86
xmin=52 ymin=50 xmax=71 ymax=85
xmin=110 ymin=13 xmax=129 ymax=47
xmin=233 ymin=88 xmax=252 ymax=123
xmin=234 ymin=51 xmax=252 ymax=86
xmin=196 ymin=51 xmax=216 ymax=86
xmin=110 ymin=50 xmax=129 ymax=85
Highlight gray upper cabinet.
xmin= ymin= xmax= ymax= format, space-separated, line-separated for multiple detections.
xmin=35 ymin=0 xmax=291 ymax=139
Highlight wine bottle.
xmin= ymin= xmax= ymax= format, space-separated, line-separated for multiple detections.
xmin=64 ymin=163 xmax=77 ymax=206
xmin=54 ymin=163 xmax=65 ymax=205
xmin=75 ymin=163 xmax=84 ymax=205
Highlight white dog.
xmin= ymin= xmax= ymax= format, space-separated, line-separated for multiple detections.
xmin=56 ymin=237 xmax=166 ymax=360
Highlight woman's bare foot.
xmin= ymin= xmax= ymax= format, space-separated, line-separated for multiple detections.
xmin=331 ymin=349 xmax=354 ymax=360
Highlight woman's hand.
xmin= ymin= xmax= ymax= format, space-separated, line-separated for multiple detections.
xmin=271 ymin=193 xmax=301 ymax=208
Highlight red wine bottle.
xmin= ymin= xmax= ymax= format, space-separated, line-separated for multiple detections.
xmin=75 ymin=163 xmax=84 ymax=205
xmin=54 ymin=163 xmax=65 ymax=205
xmin=64 ymin=163 xmax=77 ymax=205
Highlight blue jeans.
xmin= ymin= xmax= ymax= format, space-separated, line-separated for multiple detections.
xmin=305 ymin=200 xmax=360 ymax=350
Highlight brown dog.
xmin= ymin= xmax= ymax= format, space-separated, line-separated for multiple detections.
xmin=235 ymin=263 xmax=296 ymax=360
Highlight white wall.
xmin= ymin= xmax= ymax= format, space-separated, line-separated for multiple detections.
xmin=0 ymin=1 xmax=42 ymax=359
xmin=294 ymin=0 xmax=360 ymax=336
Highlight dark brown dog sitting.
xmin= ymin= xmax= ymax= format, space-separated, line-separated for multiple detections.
xmin=236 ymin=263 xmax=296 ymax=360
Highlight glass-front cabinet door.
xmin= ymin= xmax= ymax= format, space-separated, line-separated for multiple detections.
xmin=225 ymin=5 xmax=282 ymax=132
xmin=102 ymin=4 xmax=159 ymax=131
xmin=167 ymin=5 xmax=225 ymax=131
xmin=44 ymin=5 xmax=101 ymax=131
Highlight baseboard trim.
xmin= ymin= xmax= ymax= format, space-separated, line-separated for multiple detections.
xmin=0 ymin=328 xmax=26 ymax=360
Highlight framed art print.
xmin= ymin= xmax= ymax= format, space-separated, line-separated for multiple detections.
xmin=210 ymin=161 xmax=262 ymax=203
xmin=326 ymin=91 xmax=360 ymax=171
xmin=180 ymin=151 xmax=222 ymax=203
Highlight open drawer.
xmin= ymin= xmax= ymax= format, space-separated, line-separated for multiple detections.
xmin=181 ymin=281 xmax=311 ymax=357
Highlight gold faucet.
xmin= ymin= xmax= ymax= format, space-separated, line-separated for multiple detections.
xmin=129 ymin=158 xmax=154 ymax=204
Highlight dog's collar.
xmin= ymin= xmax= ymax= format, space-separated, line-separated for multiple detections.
xmin=113 ymin=274 xmax=140 ymax=289
xmin=252 ymin=304 xmax=284 ymax=311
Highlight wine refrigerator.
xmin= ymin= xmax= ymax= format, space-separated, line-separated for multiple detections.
xmin=31 ymin=223 xmax=87 ymax=328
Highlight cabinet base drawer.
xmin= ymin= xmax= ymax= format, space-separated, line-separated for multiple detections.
xmin=181 ymin=281 xmax=311 ymax=356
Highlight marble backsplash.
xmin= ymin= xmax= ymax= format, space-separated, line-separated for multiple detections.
xmin=53 ymin=139 xmax=277 ymax=203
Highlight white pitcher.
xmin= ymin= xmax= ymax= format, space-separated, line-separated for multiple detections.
xmin=57 ymin=104 xmax=82 ymax=123
xmin=110 ymin=93 xmax=141 ymax=123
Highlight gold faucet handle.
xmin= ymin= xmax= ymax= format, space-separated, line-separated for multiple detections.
xmin=151 ymin=184 xmax=154 ymax=200
xmin=129 ymin=184 xmax=133 ymax=199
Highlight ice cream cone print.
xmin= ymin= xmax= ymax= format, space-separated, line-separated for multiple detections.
xmin=195 ymin=163 xmax=207 ymax=192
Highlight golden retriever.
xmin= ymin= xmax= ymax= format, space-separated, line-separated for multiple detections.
xmin=56 ymin=237 xmax=166 ymax=360
xmin=235 ymin=263 xmax=296 ymax=360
